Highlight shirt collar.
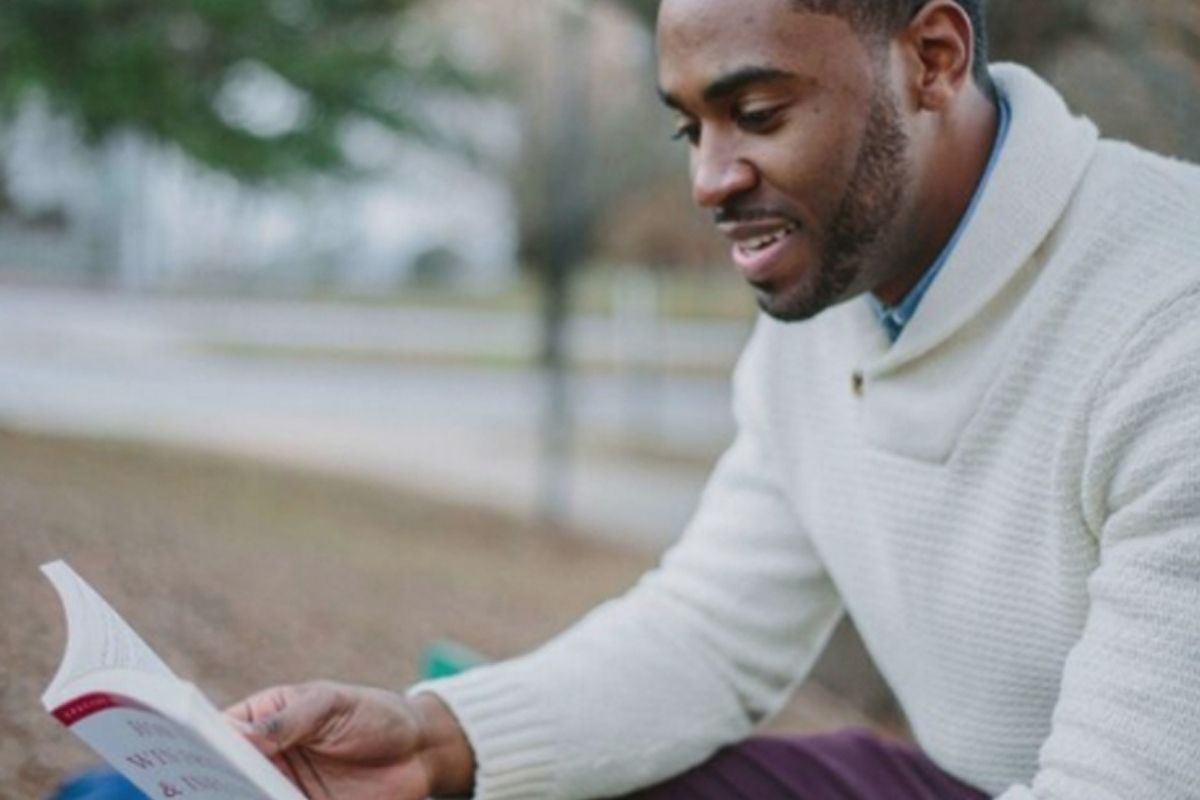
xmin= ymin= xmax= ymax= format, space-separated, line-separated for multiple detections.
xmin=869 ymin=94 xmax=1013 ymax=343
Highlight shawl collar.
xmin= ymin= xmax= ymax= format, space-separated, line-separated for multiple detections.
xmin=851 ymin=64 xmax=1100 ymax=461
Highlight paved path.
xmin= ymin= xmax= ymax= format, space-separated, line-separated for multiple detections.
xmin=0 ymin=286 xmax=752 ymax=548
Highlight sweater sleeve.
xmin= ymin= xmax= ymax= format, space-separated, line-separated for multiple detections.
xmin=415 ymin=323 xmax=843 ymax=800
xmin=996 ymin=299 xmax=1200 ymax=800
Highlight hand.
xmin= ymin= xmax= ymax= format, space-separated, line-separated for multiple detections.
xmin=226 ymin=681 xmax=475 ymax=800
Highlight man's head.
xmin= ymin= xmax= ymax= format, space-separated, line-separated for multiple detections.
xmin=657 ymin=0 xmax=997 ymax=321
xmin=789 ymin=1 xmax=993 ymax=97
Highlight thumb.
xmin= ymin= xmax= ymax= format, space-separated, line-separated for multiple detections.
xmin=238 ymin=685 xmax=342 ymax=754
xmin=249 ymin=713 xmax=291 ymax=750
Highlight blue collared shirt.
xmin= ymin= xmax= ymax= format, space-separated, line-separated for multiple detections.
xmin=869 ymin=95 xmax=1012 ymax=342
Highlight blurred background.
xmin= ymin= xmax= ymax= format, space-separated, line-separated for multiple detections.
xmin=2 ymin=0 xmax=1198 ymax=794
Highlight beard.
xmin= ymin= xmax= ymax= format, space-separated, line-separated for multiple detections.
xmin=759 ymin=83 xmax=911 ymax=322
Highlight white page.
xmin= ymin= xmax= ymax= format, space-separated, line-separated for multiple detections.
xmin=42 ymin=560 xmax=176 ymax=704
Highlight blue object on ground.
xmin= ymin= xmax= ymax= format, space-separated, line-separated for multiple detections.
xmin=49 ymin=767 xmax=146 ymax=799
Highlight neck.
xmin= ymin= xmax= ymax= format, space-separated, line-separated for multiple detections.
xmin=872 ymin=87 xmax=1000 ymax=307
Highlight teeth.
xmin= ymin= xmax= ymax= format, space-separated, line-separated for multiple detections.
xmin=739 ymin=224 xmax=796 ymax=253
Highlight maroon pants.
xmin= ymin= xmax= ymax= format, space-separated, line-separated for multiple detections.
xmin=622 ymin=729 xmax=988 ymax=800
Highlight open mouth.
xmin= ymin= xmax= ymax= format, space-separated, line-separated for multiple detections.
xmin=735 ymin=223 xmax=798 ymax=256
xmin=725 ymin=219 xmax=801 ymax=282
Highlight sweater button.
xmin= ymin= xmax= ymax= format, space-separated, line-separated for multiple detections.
xmin=851 ymin=371 xmax=864 ymax=397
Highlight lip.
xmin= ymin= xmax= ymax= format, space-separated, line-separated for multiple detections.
xmin=719 ymin=219 xmax=801 ymax=283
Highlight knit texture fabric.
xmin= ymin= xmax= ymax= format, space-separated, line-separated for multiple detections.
xmin=419 ymin=64 xmax=1200 ymax=800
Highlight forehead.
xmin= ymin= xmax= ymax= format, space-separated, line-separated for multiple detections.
xmin=656 ymin=0 xmax=872 ymax=99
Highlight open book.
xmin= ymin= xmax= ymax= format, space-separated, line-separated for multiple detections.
xmin=41 ymin=560 xmax=305 ymax=800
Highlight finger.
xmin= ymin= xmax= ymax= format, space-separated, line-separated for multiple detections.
xmin=247 ymin=684 xmax=343 ymax=753
xmin=280 ymin=751 xmax=318 ymax=799
xmin=225 ymin=695 xmax=280 ymax=757
xmin=293 ymin=749 xmax=334 ymax=800
xmin=223 ymin=687 xmax=312 ymax=756
xmin=226 ymin=715 xmax=256 ymax=737
xmin=224 ymin=686 xmax=292 ymax=723
xmin=261 ymin=748 xmax=306 ymax=797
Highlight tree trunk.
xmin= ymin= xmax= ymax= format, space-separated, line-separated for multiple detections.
xmin=538 ymin=4 xmax=591 ymax=528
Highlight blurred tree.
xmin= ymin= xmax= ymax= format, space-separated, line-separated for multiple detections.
xmin=0 ymin=0 xmax=481 ymax=286
xmin=0 ymin=0 xmax=472 ymax=182
xmin=538 ymin=3 xmax=591 ymax=529
xmin=615 ymin=0 xmax=658 ymax=27
xmin=509 ymin=1 xmax=703 ymax=273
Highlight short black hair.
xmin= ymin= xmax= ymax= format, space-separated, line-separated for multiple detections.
xmin=791 ymin=1 xmax=993 ymax=96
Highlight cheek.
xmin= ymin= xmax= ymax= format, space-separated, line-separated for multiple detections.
xmin=757 ymin=113 xmax=863 ymax=220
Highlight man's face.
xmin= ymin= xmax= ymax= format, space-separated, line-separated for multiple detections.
xmin=657 ymin=0 xmax=914 ymax=321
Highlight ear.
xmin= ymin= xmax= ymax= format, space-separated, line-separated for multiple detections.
xmin=897 ymin=0 xmax=976 ymax=112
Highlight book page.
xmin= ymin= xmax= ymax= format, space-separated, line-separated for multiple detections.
xmin=41 ymin=563 xmax=308 ymax=799
xmin=41 ymin=561 xmax=175 ymax=703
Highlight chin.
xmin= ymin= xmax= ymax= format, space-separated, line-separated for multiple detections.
xmin=755 ymin=254 xmax=866 ymax=323
xmin=753 ymin=276 xmax=833 ymax=323
xmin=758 ymin=301 xmax=825 ymax=323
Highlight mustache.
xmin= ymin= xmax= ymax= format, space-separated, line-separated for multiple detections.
xmin=713 ymin=205 xmax=800 ymax=225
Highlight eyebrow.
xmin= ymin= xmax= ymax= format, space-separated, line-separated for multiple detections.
xmin=658 ymin=65 xmax=799 ymax=110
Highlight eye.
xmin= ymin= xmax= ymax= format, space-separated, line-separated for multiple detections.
xmin=671 ymin=120 xmax=701 ymax=146
xmin=735 ymin=106 xmax=782 ymax=133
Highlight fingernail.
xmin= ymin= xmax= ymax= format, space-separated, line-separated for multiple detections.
xmin=255 ymin=716 xmax=283 ymax=739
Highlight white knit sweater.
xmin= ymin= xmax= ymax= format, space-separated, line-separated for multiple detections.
xmin=423 ymin=65 xmax=1200 ymax=800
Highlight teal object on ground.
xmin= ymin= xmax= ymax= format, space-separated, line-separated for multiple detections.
xmin=419 ymin=640 xmax=487 ymax=680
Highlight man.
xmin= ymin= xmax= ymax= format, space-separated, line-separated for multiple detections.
xmin=230 ymin=1 xmax=1200 ymax=798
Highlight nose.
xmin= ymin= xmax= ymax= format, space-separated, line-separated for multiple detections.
xmin=690 ymin=135 xmax=757 ymax=209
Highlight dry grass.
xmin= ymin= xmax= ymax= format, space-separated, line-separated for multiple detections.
xmin=0 ymin=429 xmax=882 ymax=798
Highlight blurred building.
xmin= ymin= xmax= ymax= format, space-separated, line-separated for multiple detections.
xmin=1 ymin=94 xmax=519 ymax=294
